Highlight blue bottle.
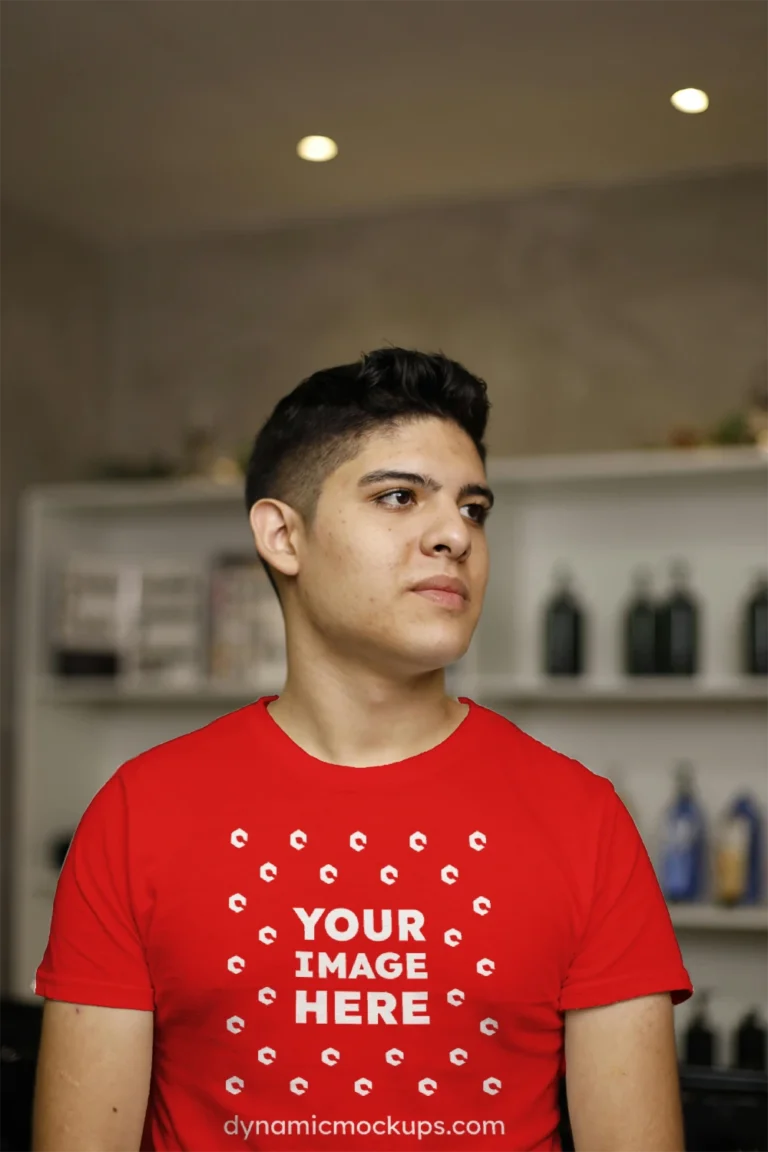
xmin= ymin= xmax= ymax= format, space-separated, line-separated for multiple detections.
xmin=715 ymin=794 xmax=764 ymax=906
xmin=660 ymin=762 xmax=706 ymax=902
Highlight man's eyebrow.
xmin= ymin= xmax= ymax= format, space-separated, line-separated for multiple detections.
xmin=357 ymin=469 xmax=495 ymax=508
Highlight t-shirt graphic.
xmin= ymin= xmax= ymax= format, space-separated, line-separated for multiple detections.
xmin=35 ymin=696 xmax=693 ymax=1151
xmin=219 ymin=815 xmax=507 ymax=1143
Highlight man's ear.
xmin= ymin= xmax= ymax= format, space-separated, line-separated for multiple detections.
xmin=249 ymin=498 xmax=302 ymax=580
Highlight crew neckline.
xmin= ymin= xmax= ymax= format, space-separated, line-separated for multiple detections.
xmin=249 ymin=694 xmax=478 ymax=792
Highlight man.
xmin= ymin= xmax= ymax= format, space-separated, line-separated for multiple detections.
xmin=33 ymin=348 xmax=692 ymax=1151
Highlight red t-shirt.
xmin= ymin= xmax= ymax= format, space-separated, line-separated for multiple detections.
xmin=36 ymin=695 xmax=693 ymax=1152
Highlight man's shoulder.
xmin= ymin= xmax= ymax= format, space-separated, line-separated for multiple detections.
xmin=471 ymin=699 xmax=614 ymax=808
xmin=114 ymin=700 xmax=259 ymax=793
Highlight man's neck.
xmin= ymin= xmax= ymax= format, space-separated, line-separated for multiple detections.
xmin=266 ymin=669 xmax=467 ymax=768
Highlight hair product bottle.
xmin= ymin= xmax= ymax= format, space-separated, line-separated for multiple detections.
xmin=623 ymin=568 xmax=657 ymax=676
xmin=659 ymin=762 xmax=706 ymax=902
xmin=683 ymin=991 xmax=717 ymax=1067
xmin=543 ymin=566 xmax=584 ymax=677
xmin=656 ymin=559 xmax=699 ymax=676
xmin=743 ymin=574 xmax=768 ymax=676
xmin=732 ymin=1010 xmax=767 ymax=1072
xmin=714 ymin=793 xmax=764 ymax=906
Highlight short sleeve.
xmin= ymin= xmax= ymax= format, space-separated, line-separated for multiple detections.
xmin=560 ymin=784 xmax=693 ymax=1011
xmin=34 ymin=771 xmax=155 ymax=1010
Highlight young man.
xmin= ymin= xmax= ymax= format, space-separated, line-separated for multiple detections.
xmin=32 ymin=348 xmax=692 ymax=1152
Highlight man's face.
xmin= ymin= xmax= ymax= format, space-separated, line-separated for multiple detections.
xmin=288 ymin=416 xmax=492 ymax=676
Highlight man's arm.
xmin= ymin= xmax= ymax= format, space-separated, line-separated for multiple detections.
xmin=33 ymin=1000 xmax=153 ymax=1152
xmin=564 ymin=992 xmax=685 ymax=1152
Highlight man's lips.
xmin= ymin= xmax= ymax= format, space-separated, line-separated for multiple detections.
xmin=413 ymin=587 xmax=467 ymax=609
xmin=410 ymin=576 xmax=469 ymax=599
xmin=410 ymin=576 xmax=469 ymax=609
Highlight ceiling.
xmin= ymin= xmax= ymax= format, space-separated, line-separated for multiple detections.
xmin=1 ymin=0 xmax=766 ymax=244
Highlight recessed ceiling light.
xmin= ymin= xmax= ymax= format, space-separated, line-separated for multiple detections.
xmin=670 ymin=88 xmax=709 ymax=114
xmin=297 ymin=135 xmax=338 ymax=162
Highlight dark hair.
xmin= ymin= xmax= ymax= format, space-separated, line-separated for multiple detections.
xmin=244 ymin=347 xmax=491 ymax=597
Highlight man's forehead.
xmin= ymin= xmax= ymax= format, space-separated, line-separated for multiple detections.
xmin=347 ymin=420 xmax=481 ymax=473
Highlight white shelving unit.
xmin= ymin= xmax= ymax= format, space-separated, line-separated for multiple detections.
xmin=12 ymin=447 xmax=768 ymax=1050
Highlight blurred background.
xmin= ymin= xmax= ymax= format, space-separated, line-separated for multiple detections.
xmin=1 ymin=1 xmax=767 ymax=1149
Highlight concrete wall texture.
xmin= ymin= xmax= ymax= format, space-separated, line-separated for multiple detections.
xmin=107 ymin=168 xmax=766 ymax=463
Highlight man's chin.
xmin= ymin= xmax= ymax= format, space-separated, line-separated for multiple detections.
xmin=382 ymin=634 xmax=471 ymax=676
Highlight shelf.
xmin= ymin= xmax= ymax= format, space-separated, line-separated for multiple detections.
xmin=669 ymin=905 xmax=768 ymax=932
xmin=24 ymin=447 xmax=768 ymax=514
xmin=37 ymin=676 xmax=282 ymax=706
xmin=24 ymin=477 xmax=245 ymax=514
xmin=474 ymin=676 xmax=767 ymax=704
xmin=487 ymin=445 xmax=767 ymax=484
xmin=36 ymin=675 xmax=767 ymax=707
xmin=14 ymin=448 xmax=768 ymax=1005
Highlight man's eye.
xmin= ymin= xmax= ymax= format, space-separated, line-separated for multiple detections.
xmin=375 ymin=490 xmax=488 ymax=524
xmin=375 ymin=489 xmax=415 ymax=508
xmin=465 ymin=503 xmax=489 ymax=525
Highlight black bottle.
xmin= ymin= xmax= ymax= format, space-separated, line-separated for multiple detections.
xmin=744 ymin=575 xmax=768 ymax=676
xmin=656 ymin=560 xmax=699 ymax=676
xmin=683 ymin=992 xmax=717 ymax=1066
xmin=623 ymin=569 xmax=657 ymax=675
xmin=732 ymin=1010 xmax=767 ymax=1071
xmin=732 ymin=1009 xmax=768 ymax=1069
xmin=544 ymin=567 xmax=584 ymax=677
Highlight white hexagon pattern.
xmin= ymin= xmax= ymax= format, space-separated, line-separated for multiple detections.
xmin=222 ymin=828 xmax=500 ymax=1109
